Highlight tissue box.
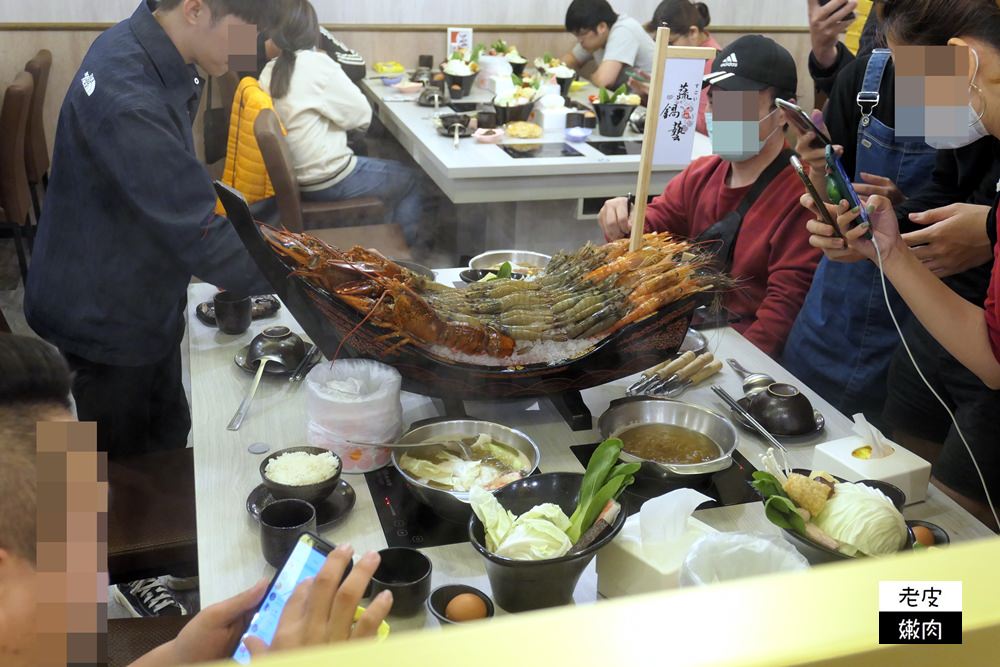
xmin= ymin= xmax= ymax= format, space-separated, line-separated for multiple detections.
xmin=530 ymin=106 xmax=571 ymax=134
xmin=812 ymin=436 xmax=931 ymax=504
xmin=596 ymin=515 xmax=716 ymax=598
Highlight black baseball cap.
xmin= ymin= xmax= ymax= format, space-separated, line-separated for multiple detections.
xmin=703 ymin=35 xmax=797 ymax=98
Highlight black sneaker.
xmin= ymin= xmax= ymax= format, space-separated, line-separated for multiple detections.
xmin=113 ymin=578 xmax=188 ymax=617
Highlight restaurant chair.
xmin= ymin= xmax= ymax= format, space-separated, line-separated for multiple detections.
xmin=108 ymin=447 xmax=198 ymax=585
xmin=24 ymin=49 xmax=52 ymax=220
xmin=253 ymin=108 xmax=412 ymax=258
xmin=0 ymin=71 xmax=36 ymax=283
xmin=108 ymin=616 xmax=192 ymax=667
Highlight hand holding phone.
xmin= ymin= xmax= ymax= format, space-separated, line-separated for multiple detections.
xmin=824 ymin=145 xmax=873 ymax=239
xmin=232 ymin=534 xmax=391 ymax=663
xmin=776 ymin=98 xmax=832 ymax=148
xmin=789 ymin=155 xmax=844 ymax=239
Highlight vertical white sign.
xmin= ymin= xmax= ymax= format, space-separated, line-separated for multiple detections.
xmin=447 ymin=27 xmax=474 ymax=58
xmin=652 ymin=57 xmax=707 ymax=167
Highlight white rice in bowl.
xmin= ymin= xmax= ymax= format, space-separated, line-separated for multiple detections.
xmin=265 ymin=451 xmax=341 ymax=486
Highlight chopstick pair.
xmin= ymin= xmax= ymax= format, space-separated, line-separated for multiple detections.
xmin=628 ymin=352 xmax=720 ymax=396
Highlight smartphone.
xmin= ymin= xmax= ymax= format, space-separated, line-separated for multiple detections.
xmin=789 ymin=154 xmax=844 ymax=239
xmin=775 ymin=98 xmax=832 ymax=147
xmin=818 ymin=0 xmax=856 ymax=21
xmin=232 ymin=532 xmax=337 ymax=664
xmin=824 ymin=144 xmax=873 ymax=238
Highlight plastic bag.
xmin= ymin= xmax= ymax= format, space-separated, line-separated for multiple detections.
xmin=678 ymin=533 xmax=809 ymax=587
xmin=305 ymin=359 xmax=402 ymax=473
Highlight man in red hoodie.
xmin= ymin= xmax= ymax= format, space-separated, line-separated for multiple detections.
xmin=599 ymin=35 xmax=820 ymax=357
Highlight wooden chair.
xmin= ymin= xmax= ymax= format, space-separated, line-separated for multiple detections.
xmin=108 ymin=616 xmax=192 ymax=667
xmin=108 ymin=448 xmax=198 ymax=585
xmin=24 ymin=49 xmax=52 ymax=220
xmin=253 ymin=108 xmax=411 ymax=258
xmin=0 ymin=72 xmax=35 ymax=283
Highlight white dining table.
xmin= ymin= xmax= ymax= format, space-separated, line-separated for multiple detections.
xmin=360 ymin=75 xmax=712 ymax=256
xmin=187 ymin=273 xmax=993 ymax=631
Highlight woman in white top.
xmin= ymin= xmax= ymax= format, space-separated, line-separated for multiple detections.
xmin=259 ymin=0 xmax=423 ymax=246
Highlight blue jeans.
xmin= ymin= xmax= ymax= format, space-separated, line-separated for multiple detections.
xmin=301 ymin=157 xmax=424 ymax=246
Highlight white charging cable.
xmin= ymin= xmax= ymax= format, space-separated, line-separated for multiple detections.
xmin=872 ymin=237 xmax=1000 ymax=529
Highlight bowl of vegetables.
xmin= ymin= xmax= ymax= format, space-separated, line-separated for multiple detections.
xmin=752 ymin=453 xmax=914 ymax=564
xmin=392 ymin=418 xmax=541 ymax=523
xmin=591 ymin=85 xmax=642 ymax=137
xmin=468 ymin=439 xmax=635 ymax=612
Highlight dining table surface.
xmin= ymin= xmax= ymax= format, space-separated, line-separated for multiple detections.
xmin=187 ymin=272 xmax=994 ymax=631
xmin=359 ymin=75 xmax=712 ymax=204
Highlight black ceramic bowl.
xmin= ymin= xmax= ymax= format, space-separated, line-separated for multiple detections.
xmin=510 ymin=61 xmax=527 ymax=77
xmin=459 ymin=269 xmax=526 ymax=283
xmin=427 ymin=584 xmax=495 ymax=625
xmin=770 ymin=471 xmax=910 ymax=564
xmin=444 ymin=72 xmax=476 ymax=99
xmin=748 ymin=383 xmax=817 ymax=436
xmin=592 ymin=103 xmax=637 ymax=137
xmin=260 ymin=446 xmax=343 ymax=506
xmin=370 ymin=547 xmax=433 ymax=617
xmin=556 ymin=74 xmax=576 ymax=97
xmin=493 ymin=98 xmax=534 ymax=126
xmin=468 ymin=472 xmax=627 ymax=613
xmin=907 ymin=519 xmax=950 ymax=547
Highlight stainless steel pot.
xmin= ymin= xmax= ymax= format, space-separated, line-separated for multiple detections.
xmin=391 ymin=419 xmax=541 ymax=523
xmin=598 ymin=396 xmax=738 ymax=479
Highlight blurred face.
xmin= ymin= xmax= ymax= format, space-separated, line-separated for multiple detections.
xmin=183 ymin=0 xmax=255 ymax=76
xmin=706 ymin=88 xmax=784 ymax=162
xmin=957 ymin=37 xmax=1000 ymax=138
xmin=669 ymin=27 xmax=703 ymax=47
xmin=574 ymin=22 xmax=609 ymax=53
xmin=0 ymin=552 xmax=37 ymax=666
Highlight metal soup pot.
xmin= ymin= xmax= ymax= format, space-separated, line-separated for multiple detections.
xmin=391 ymin=418 xmax=541 ymax=523
xmin=598 ymin=397 xmax=738 ymax=479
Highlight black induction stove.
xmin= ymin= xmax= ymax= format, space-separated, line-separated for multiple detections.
xmin=363 ymin=466 xmax=469 ymax=549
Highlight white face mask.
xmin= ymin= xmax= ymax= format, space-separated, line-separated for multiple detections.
xmin=707 ymin=107 xmax=781 ymax=161
xmin=924 ymin=48 xmax=990 ymax=149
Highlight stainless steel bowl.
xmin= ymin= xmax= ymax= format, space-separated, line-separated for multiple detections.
xmin=469 ymin=250 xmax=551 ymax=275
xmin=391 ymin=419 xmax=541 ymax=523
xmin=598 ymin=397 xmax=738 ymax=479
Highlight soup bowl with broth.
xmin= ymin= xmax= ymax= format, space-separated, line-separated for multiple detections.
xmin=598 ymin=397 xmax=737 ymax=479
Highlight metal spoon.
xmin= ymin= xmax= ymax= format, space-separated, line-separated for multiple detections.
xmin=228 ymin=354 xmax=280 ymax=431
xmin=727 ymin=358 xmax=775 ymax=396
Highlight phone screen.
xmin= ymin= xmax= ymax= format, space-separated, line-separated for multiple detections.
xmin=232 ymin=534 xmax=331 ymax=664
xmin=789 ymin=155 xmax=844 ymax=239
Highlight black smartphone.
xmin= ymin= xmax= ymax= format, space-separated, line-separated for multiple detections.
xmin=819 ymin=0 xmax=857 ymax=21
xmin=775 ymin=98 xmax=832 ymax=147
xmin=824 ymin=145 xmax=873 ymax=238
xmin=232 ymin=532 xmax=337 ymax=664
xmin=789 ymin=154 xmax=844 ymax=239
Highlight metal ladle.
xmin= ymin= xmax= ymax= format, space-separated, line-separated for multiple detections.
xmin=228 ymin=354 xmax=281 ymax=430
xmin=727 ymin=358 xmax=775 ymax=396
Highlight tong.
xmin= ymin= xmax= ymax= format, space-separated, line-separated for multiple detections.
xmin=710 ymin=385 xmax=791 ymax=474
xmin=628 ymin=351 xmax=696 ymax=394
xmin=645 ymin=353 xmax=720 ymax=396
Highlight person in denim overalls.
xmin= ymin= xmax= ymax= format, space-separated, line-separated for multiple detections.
xmin=781 ymin=49 xmax=937 ymax=422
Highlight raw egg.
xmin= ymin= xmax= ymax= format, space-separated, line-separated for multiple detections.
xmin=912 ymin=525 xmax=935 ymax=547
xmin=445 ymin=593 xmax=488 ymax=622
xmin=852 ymin=445 xmax=872 ymax=460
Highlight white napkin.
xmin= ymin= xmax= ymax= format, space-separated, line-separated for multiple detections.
xmin=851 ymin=412 xmax=893 ymax=458
xmin=640 ymin=488 xmax=713 ymax=547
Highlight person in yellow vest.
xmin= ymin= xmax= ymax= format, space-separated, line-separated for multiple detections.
xmin=807 ymin=0 xmax=879 ymax=97
xmin=214 ymin=76 xmax=277 ymax=215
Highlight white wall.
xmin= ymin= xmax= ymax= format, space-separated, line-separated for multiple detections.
xmin=1 ymin=0 xmax=808 ymax=27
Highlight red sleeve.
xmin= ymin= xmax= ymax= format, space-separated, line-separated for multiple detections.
xmin=985 ymin=232 xmax=1000 ymax=363
xmin=644 ymin=162 xmax=693 ymax=234
xmin=742 ymin=183 xmax=821 ymax=357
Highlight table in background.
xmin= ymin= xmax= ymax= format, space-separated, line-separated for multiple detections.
xmin=188 ymin=275 xmax=992 ymax=630
xmin=360 ymin=77 xmax=711 ymax=256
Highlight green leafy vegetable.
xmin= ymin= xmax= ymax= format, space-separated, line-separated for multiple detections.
xmin=764 ymin=496 xmax=807 ymax=536
xmin=495 ymin=261 xmax=513 ymax=280
xmin=476 ymin=272 xmax=497 ymax=283
xmin=750 ymin=471 xmax=787 ymax=501
xmin=471 ymin=44 xmax=485 ymax=63
xmin=567 ymin=438 xmax=637 ymax=543
xmin=470 ymin=486 xmax=515 ymax=553
xmin=469 ymin=487 xmax=571 ymax=560
xmin=598 ymin=84 xmax=629 ymax=105
xmin=491 ymin=39 xmax=510 ymax=54
xmin=511 ymin=73 xmax=523 ymax=87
